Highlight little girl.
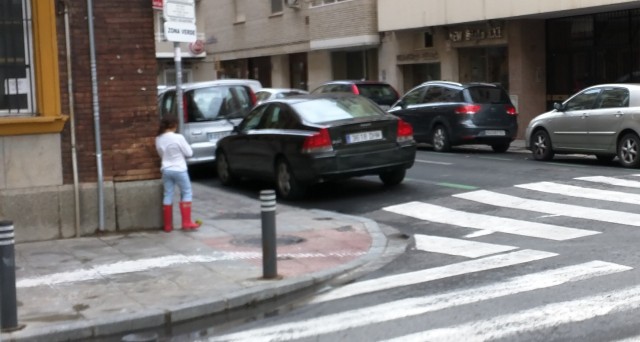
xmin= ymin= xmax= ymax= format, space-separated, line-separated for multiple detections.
xmin=155 ymin=115 xmax=201 ymax=232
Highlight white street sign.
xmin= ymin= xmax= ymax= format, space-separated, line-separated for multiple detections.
xmin=164 ymin=21 xmax=197 ymax=43
xmin=163 ymin=0 xmax=195 ymax=23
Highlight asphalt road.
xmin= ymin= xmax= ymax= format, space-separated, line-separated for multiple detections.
xmin=193 ymin=145 xmax=640 ymax=341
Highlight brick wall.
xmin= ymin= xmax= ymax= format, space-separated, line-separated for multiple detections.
xmin=57 ymin=1 xmax=160 ymax=184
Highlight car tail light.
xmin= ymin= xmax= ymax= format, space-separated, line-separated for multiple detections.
xmin=505 ymin=104 xmax=517 ymax=116
xmin=455 ymin=104 xmax=481 ymax=115
xmin=351 ymin=84 xmax=360 ymax=95
xmin=397 ymin=119 xmax=413 ymax=143
xmin=302 ymin=128 xmax=333 ymax=153
xmin=249 ymin=88 xmax=258 ymax=106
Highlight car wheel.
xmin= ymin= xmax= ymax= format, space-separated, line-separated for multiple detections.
xmin=275 ymin=158 xmax=305 ymax=200
xmin=491 ymin=143 xmax=510 ymax=153
xmin=595 ymin=154 xmax=615 ymax=163
xmin=617 ymin=133 xmax=640 ymax=168
xmin=379 ymin=168 xmax=406 ymax=186
xmin=432 ymin=125 xmax=451 ymax=152
xmin=531 ymin=130 xmax=554 ymax=161
xmin=216 ymin=151 xmax=235 ymax=186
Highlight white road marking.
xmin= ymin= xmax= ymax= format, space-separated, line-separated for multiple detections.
xmin=414 ymin=234 xmax=516 ymax=258
xmin=309 ymin=249 xmax=556 ymax=304
xmin=207 ymin=261 xmax=630 ymax=342
xmin=576 ymin=176 xmax=640 ymax=189
xmin=384 ymin=202 xmax=598 ymax=240
xmin=611 ymin=336 xmax=640 ymax=342
xmin=415 ymin=159 xmax=453 ymax=165
xmin=464 ymin=230 xmax=495 ymax=238
xmin=381 ymin=281 xmax=640 ymax=342
xmin=17 ymin=251 xmax=364 ymax=288
xmin=517 ymin=181 xmax=640 ymax=205
xmin=455 ymin=190 xmax=640 ymax=227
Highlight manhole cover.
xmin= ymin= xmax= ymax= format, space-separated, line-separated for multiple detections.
xmin=231 ymin=235 xmax=306 ymax=246
xmin=335 ymin=226 xmax=353 ymax=232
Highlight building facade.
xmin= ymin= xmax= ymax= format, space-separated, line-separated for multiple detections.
xmin=378 ymin=0 xmax=640 ymax=138
xmin=205 ymin=0 xmax=640 ymax=139
xmin=203 ymin=0 xmax=380 ymax=91
xmin=0 ymin=0 xmax=162 ymax=242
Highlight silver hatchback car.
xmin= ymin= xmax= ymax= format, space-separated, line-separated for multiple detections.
xmin=158 ymin=79 xmax=261 ymax=165
xmin=526 ymin=83 xmax=640 ymax=167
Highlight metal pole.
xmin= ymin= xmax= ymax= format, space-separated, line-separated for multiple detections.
xmin=0 ymin=220 xmax=22 ymax=332
xmin=87 ymin=0 xmax=105 ymax=231
xmin=260 ymin=190 xmax=278 ymax=279
xmin=174 ymin=42 xmax=185 ymax=133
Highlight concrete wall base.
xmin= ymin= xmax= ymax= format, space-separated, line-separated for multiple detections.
xmin=0 ymin=180 xmax=162 ymax=243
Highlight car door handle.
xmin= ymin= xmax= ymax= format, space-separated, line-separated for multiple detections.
xmin=616 ymin=112 xmax=623 ymax=117
xmin=581 ymin=114 xmax=588 ymax=119
xmin=191 ymin=130 xmax=202 ymax=135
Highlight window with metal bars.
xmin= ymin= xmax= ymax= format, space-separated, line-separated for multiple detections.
xmin=0 ymin=0 xmax=35 ymax=117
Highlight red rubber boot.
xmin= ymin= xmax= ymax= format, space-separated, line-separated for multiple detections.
xmin=163 ymin=205 xmax=173 ymax=232
xmin=179 ymin=202 xmax=201 ymax=230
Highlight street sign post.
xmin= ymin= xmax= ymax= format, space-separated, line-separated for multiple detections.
xmin=163 ymin=0 xmax=195 ymax=23
xmin=163 ymin=0 xmax=196 ymax=133
xmin=164 ymin=21 xmax=197 ymax=43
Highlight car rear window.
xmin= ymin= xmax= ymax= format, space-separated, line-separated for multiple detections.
xmin=186 ymin=85 xmax=252 ymax=122
xmin=292 ymin=96 xmax=386 ymax=124
xmin=356 ymin=84 xmax=398 ymax=102
xmin=466 ymin=86 xmax=511 ymax=104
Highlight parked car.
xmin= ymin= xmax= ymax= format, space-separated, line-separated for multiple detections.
xmin=215 ymin=93 xmax=417 ymax=199
xmin=158 ymin=79 xmax=261 ymax=165
xmin=310 ymin=80 xmax=400 ymax=110
xmin=388 ymin=81 xmax=518 ymax=153
xmin=526 ymin=83 xmax=640 ymax=167
xmin=255 ymin=88 xmax=309 ymax=104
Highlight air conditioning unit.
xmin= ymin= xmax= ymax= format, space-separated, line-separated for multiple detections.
xmin=285 ymin=0 xmax=301 ymax=9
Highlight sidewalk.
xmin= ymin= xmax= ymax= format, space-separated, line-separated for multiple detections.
xmin=1 ymin=184 xmax=403 ymax=342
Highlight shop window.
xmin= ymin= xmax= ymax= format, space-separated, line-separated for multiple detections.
xmin=163 ymin=68 xmax=193 ymax=85
xmin=0 ymin=0 xmax=65 ymax=136
xmin=1 ymin=0 xmax=35 ymax=116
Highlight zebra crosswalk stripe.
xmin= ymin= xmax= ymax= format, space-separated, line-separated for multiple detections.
xmin=454 ymin=190 xmax=640 ymax=227
xmin=206 ymin=261 xmax=630 ymax=342
xmin=381 ymin=281 xmax=640 ymax=342
xmin=516 ymin=181 xmax=640 ymax=205
xmin=384 ymin=201 xmax=598 ymax=240
xmin=414 ymin=234 xmax=517 ymax=258
xmin=309 ymin=249 xmax=556 ymax=304
xmin=576 ymin=175 xmax=640 ymax=188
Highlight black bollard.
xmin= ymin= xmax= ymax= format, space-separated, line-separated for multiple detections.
xmin=0 ymin=220 xmax=21 ymax=331
xmin=260 ymin=190 xmax=278 ymax=279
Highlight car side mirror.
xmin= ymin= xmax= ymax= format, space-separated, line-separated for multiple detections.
xmin=553 ymin=102 xmax=565 ymax=111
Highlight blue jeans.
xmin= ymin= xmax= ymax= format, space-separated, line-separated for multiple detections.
xmin=162 ymin=169 xmax=193 ymax=205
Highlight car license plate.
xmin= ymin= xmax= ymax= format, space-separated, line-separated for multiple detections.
xmin=346 ymin=130 xmax=383 ymax=144
xmin=207 ymin=131 xmax=230 ymax=141
xmin=485 ymin=130 xmax=505 ymax=136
